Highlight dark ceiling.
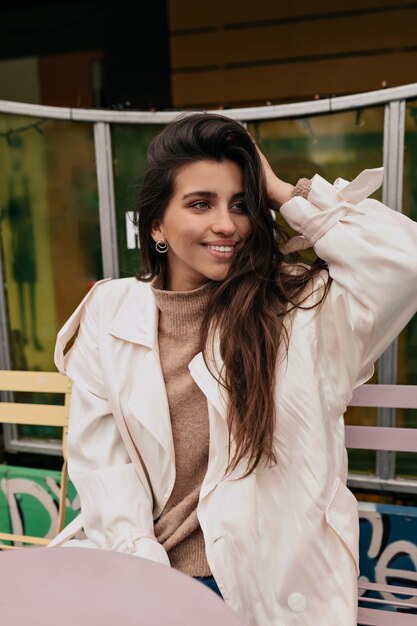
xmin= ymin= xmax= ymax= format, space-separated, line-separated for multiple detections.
xmin=0 ymin=2 xmax=103 ymax=59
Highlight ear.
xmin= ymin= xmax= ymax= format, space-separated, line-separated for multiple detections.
xmin=151 ymin=219 xmax=164 ymax=242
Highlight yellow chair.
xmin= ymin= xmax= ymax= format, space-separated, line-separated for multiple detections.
xmin=0 ymin=370 xmax=71 ymax=549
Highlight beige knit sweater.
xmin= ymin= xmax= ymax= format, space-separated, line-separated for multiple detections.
xmin=152 ymin=278 xmax=213 ymax=577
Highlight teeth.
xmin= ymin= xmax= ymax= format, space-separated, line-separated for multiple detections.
xmin=206 ymin=245 xmax=234 ymax=252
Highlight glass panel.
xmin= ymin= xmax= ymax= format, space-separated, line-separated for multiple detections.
xmin=0 ymin=113 xmax=102 ymax=449
xmin=396 ymin=100 xmax=417 ymax=445
xmin=396 ymin=451 xmax=417 ymax=479
xmin=111 ymin=124 xmax=165 ymax=278
xmin=248 ymin=107 xmax=384 ymax=187
xmin=249 ymin=108 xmax=384 ymax=474
xmin=347 ymin=450 xmax=377 ymax=475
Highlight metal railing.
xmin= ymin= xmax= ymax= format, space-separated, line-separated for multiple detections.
xmin=0 ymin=83 xmax=416 ymax=491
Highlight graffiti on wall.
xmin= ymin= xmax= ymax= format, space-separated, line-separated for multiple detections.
xmin=359 ymin=502 xmax=417 ymax=605
xmin=0 ymin=465 xmax=80 ymax=547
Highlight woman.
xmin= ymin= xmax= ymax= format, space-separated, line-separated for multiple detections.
xmin=52 ymin=113 xmax=417 ymax=626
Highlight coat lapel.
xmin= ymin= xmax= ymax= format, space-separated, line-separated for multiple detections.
xmin=108 ymin=281 xmax=174 ymax=463
xmin=188 ymin=333 xmax=229 ymax=423
xmin=107 ymin=281 xmax=230 ymax=465
xmin=129 ymin=350 xmax=175 ymax=464
xmin=109 ymin=279 xmax=157 ymax=349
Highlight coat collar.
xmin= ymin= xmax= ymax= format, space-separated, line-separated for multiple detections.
xmin=108 ymin=280 xmax=158 ymax=349
xmin=108 ymin=278 xmax=229 ymax=423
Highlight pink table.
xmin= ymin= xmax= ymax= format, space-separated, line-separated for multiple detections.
xmin=0 ymin=547 xmax=242 ymax=626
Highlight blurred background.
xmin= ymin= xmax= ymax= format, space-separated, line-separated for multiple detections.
xmin=1 ymin=1 xmax=417 ymax=109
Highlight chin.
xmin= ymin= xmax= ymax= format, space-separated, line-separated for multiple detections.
xmin=206 ymin=270 xmax=230 ymax=282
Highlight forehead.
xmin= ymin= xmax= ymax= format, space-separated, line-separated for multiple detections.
xmin=173 ymin=159 xmax=243 ymax=193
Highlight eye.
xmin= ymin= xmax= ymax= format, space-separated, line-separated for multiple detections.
xmin=190 ymin=200 xmax=209 ymax=210
xmin=230 ymin=201 xmax=247 ymax=214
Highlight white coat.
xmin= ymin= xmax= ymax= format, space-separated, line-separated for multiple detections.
xmin=51 ymin=168 xmax=417 ymax=626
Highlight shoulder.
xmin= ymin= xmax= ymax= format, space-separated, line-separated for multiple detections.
xmin=94 ymin=275 xmax=143 ymax=294
xmin=95 ymin=276 xmax=144 ymax=296
xmin=93 ymin=277 xmax=156 ymax=342
xmin=55 ymin=277 xmax=154 ymax=374
xmin=82 ymin=278 xmax=156 ymax=338
xmin=90 ymin=277 xmax=151 ymax=310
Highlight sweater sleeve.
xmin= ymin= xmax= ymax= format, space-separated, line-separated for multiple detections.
xmin=54 ymin=281 xmax=170 ymax=565
xmin=280 ymin=167 xmax=417 ymax=412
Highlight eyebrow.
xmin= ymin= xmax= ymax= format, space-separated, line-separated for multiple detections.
xmin=181 ymin=191 xmax=244 ymax=200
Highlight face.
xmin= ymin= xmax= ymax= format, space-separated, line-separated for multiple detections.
xmin=151 ymin=159 xmax=252 ymax=291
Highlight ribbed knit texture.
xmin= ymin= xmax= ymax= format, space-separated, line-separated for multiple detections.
xmin=152 ymin=277 xmax=213 ymax=576
xmin=290 ymin=177 xmax=312 ymax=199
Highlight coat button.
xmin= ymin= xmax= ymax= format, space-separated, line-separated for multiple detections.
xmin=287 ymin=592 xmax=308 ymax=612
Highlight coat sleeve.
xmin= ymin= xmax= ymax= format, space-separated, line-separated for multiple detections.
xmin=280 ymin=167 xmax=417 ymax=413
xmin=54 ymin=280 xmax=170 ymax=565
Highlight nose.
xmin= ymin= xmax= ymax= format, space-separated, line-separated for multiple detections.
xmin=211 ymin=207 xmax=238 ymax=236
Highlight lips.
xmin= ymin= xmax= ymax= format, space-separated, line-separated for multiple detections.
xmin=200 ymin=242 xmax=237 ymax=260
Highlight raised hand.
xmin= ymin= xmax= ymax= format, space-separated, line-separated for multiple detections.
xmin=255 ymin=145 xmax=294 ymax=209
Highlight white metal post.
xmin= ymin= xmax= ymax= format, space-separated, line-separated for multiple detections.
xmin=94 ymin=122 xmax=120 ymax=279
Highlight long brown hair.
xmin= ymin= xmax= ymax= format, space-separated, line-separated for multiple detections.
xmin=136 ymin=113 xmax=330 ymax=476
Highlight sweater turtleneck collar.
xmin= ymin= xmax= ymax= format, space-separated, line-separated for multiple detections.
xmin=151 ymin=276 xmax=213 ymax=338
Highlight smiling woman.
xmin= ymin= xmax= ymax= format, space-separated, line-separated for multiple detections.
xmin=52 ymin=113 xmax=417 ymax=626
xmin=134 ymin=113 xmax=328 ymax=482
xmin=151 ymin=160 xmax=251 ymax=290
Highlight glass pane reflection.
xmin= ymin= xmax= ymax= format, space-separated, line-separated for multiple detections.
xmin=0 ymin=113 xmax=102 ymax=444
xmin=248 ymin=107 xmax=384 ymax=189
xmin=111 ymin=124 xmax=165 ymax=278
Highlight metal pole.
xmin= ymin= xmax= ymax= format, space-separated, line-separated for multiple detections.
xmin=93 ymin=122 xmax=120 ymax=279
xmin=376 ymin=100 xmax=406 ymax=480
xmin=0 ymin=222 xmax=15 ymax=453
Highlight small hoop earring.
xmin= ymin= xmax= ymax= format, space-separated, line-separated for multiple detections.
xmin=155 ymin=240 xmax=169 ymax=253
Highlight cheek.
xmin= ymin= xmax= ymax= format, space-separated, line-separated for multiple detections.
xmin=165 ymin=220 xmax=202 ymax=249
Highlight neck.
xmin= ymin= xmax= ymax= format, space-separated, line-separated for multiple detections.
xmin=151 ymin=277 xmax=213 ymax=338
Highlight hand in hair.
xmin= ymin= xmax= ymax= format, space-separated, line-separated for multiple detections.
xmin=255 ymin=145 xmax=294 ymax=209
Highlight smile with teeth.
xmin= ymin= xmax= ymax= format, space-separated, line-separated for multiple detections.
xmin=203 ymin=244 xmax=235 ymax=252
